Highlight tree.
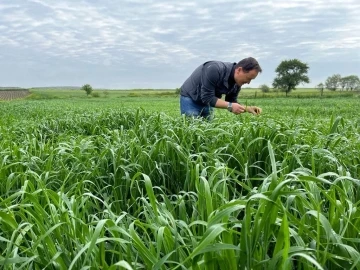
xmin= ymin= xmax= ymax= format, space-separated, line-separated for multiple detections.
xmin=325 ymin=74 xmax=341 ymax=91
xmin=81 ymin=84 xmax=93 ymax=96
xmin=342 ymin=75 xmax=360 ymax=91
xmin=340 ymin=77 xmax=347 ymax=91
xmin=316 ymin=83 xmax=324 ymax=97
xmin=272 ymin=59 xmax=310 ymax=96
xmin=259 ymin=84 xmax=270 ymax=93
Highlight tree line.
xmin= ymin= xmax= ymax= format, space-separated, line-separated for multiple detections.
xmin=319 ymin=74 xmax=360 ymax=91
xmin=81 ymin=59 xmax=360 ymax=97
xmin=259 ymin=59 xmax=360 ymax=96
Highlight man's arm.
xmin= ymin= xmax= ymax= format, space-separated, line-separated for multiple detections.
xmin=199 ymin=64 xmax=220 ymax=106
xmin=215 ymin=99 xmax=246 ymax=114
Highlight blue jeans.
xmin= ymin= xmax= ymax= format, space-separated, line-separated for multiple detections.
xmin=180 ymin=96 xmax=213 ymax=120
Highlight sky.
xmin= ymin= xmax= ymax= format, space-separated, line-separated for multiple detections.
xmin=0 ymin=0 xmax=359 ymax=89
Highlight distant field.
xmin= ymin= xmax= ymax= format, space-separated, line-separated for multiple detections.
xmin=27 ymin=88 xmax=177 ymax=99
xmin=26 ymin=87 xmax=360 ymax=100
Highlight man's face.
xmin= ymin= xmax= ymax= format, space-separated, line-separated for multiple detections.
xmin=234 ymin=68 xmax=259 ymax=86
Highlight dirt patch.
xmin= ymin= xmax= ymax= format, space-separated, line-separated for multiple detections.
xmin=0 ymin=90 xmax=30 ymax=100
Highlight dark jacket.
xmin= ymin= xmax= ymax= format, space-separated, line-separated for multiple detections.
xmin=180 ymin=61 xmax=241 ymax=107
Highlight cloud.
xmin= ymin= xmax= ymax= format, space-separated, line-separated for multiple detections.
xmin=0 ymin=0 xmax=359 ymax=88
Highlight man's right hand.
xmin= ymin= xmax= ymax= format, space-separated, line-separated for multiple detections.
xmin=231 ymin=103 xmax=246 ymax=114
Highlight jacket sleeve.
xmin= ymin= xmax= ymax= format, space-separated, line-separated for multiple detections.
xmin=200 ymin=63 xmax=220 ymax=107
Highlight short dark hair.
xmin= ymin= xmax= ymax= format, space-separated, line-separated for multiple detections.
xmin=235 ymin=57 xmax=262 ymax=73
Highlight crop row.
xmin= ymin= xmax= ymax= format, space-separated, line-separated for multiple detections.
xmin=0 ymin=90 xmax=30 ymax=100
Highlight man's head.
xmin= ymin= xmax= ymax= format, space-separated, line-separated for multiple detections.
xmin=234 ymin=57 xmax=262 ymax=86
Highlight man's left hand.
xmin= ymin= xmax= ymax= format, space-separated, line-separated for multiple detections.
xmin=246 ymin=106 xmax=262 ymax=115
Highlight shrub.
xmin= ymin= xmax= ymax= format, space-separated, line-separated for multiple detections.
xmin=259 ymin=84 xmax=270 ymax=93
xmin=81 ymin=84 xmax=93 ymax=96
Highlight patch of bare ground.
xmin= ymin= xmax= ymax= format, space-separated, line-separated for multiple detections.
xmin=0 ymin=90 xmax=30 ymax=100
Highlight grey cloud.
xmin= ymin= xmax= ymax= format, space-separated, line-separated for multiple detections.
xmin=0 ymin=0 xmax=359 ymax=88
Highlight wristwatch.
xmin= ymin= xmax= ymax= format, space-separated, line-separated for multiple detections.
xmin=227 ymin=102 xmax=232 ymax=112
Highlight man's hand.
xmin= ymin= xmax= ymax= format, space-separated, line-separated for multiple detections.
xmin=246 ymin=106 xmax=262 ymax=115
xmin=231 ymin=103 xmax=246 ymax=114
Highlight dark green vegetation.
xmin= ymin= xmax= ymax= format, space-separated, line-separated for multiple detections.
xmin=271 ymin=58 xmax=359 ymax=95
xmin=273 ymin=59 xmax=310 ymax=96
xmin=325 ymin=74 xmax=360 ymax=92
xmin=81 ymin=84 xmax=93 ymax=96
xmin=1 ymin=95 xmax=360 ymax=269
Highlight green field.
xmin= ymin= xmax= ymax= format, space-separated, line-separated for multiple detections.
xmin=27 ymin=87 xmax=360 ymax=100
xmin=1 ymin=93 xmax=360 ymax=269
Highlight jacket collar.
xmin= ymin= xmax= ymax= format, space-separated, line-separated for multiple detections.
xmin=223 ymin=62 xmax=237 ymax=88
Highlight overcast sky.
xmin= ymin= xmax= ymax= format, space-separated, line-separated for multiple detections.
xmin=0 ymin=0 xmax=359 ymax=89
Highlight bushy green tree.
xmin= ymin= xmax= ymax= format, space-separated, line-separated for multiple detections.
xmin=272 ymin=59 xmax=310 ymax=96
xmin=81 ymin=84 xmax=93 ymax=96
xmin=325 ymin=74 xmax=341 ymax=91
xmin=259 ymin=84 xmax=270 ymax=93
xmin=342 ymin=75 xmax=360 ymax=91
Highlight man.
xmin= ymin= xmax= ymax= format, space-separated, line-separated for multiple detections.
xmin=180 ymin=57 xmax=262 ymax=119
